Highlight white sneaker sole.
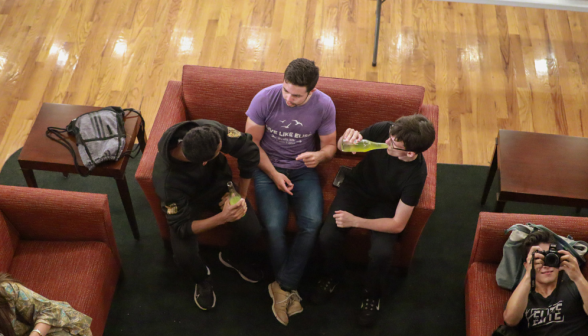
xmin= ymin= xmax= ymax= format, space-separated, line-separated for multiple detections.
xmin=268 ymin=284 xmax=288 ymax=326
xmin=219 ymin=252 xmax=259 ymax=283
xmin=194 ymin=285 xmax=216 ymax=311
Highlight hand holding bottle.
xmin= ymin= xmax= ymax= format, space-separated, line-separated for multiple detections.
xmin=219 ymin=192 xmax=229 ymax=210
xmin=221 ymin=198 xmax=247 ymax=222
xmin=342 ymin=128 xmax=363 ymax=144
xmin=340 ymin=128 xmax=363 ymax=154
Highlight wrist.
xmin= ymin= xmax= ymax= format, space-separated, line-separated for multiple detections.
xmin=31 ymin=330 xmax=43 ymax=336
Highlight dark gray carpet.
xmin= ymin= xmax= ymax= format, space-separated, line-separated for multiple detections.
xmin=1 ymin=149 xmax=586 ymax=336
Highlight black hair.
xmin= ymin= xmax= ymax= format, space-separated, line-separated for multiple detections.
xmin=389 ymin=114 xmax=436 ymax=153
xmin=522 ymin=230 xmax=556 ymax=259
xmin=284 ymin=58 xmax=320 ymax=92
xmin=181 ymin=125 xmax=221 ymax=163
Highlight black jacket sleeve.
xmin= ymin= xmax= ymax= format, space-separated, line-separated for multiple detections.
xmin=218 ymin=125 xmax=260 ymax=179
xmin=160 ymin=189 xmax=194 ymax=239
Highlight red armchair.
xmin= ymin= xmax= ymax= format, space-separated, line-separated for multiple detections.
xmin=135 ymin=65 xmax=438 ymax=270
xmin=465 ymin=212 xmax=588 ymax=335
xmin=0 ymin=185 xmax=121 ymax=336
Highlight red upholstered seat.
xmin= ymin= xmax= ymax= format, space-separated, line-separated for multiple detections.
xmin=136 ymin=65 xmax=439 ymax=270
xmin=9 ymin=241 xmax=119 ymax=332
xmin=0 ymin=186 xmax=121 ymax=336
xmin=465 ymin=212 xmax=588 ymax=336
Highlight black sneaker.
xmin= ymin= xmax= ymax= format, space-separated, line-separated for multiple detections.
xmin=219 ymin=252 xmax=263 ymax=283
xmin=357 ymin=293 xmax=380 ymax=327
xmin=310 ymin=276 xmax=339 ymax=305
xmin=194 ymin=276 xmax=216 ymax=310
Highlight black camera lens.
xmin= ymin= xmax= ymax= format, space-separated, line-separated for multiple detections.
xmin=544 ymin=253 xmax=560 ymax=268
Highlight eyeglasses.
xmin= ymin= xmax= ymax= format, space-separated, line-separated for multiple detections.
xmin=389 ymin=123 xmax=410 ymax=152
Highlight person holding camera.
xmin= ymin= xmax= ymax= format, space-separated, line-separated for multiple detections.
xmin=503 ymin=230 xmax=588 ymax=335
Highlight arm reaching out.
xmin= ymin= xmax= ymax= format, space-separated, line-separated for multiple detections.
xmin=245 ymin=117 xmax=294 ymax=195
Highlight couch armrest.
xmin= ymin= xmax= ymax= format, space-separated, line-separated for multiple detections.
xmin=0 ymin=186 xmax=121 ymax=265
xmin=416 ymin=104 xmax=438 ymax=211
xmin=135 ymin=80 xmax=187 ymax=241
xmin=465 ymin=262 xmax=511 ymax=336
xmin=469 ymin=212 xmax=588 ymax=266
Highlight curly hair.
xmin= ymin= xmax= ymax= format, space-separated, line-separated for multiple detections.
xmin=521 ymin=230 xmax=556 ymax=259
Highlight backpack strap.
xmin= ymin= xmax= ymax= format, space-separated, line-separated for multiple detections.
xmin=45 ymin=126 xmax=89 ymax=177
xmin=122 ymin=108 xmax=145 ymax=158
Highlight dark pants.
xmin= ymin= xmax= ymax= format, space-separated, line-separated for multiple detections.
xmin=170 ymin=197 xmax=262 ymax=284
xmin=319 ymin=180 xmax=398 ymax=297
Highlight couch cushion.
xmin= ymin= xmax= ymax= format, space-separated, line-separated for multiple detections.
xmin=9 ymin=241 xmax=120 ymax=336
xmin=465 ymin=262 xmax=511 ymax=336
xmin=0 ymin=210 xmax=19 ymax=272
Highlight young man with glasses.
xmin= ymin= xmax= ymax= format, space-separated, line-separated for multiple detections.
xmin=310 ymin=114 xmax=435 ymax=327
xmin=245 ymin=58 xmax=337 ymax=326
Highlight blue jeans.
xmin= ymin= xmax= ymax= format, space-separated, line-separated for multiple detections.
xmin=253 ymin=167 xmax=323 ymax=290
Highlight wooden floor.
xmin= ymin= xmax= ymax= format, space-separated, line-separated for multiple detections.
xmin=0 ymin=0 xmax=587 ymax=169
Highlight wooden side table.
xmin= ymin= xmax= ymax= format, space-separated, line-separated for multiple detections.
xmin=481 ymin=129 xmax=588 ymax=212
xmin=18 ymin=103 xmax=146 ymax=239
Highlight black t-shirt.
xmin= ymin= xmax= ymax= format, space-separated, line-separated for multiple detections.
xmin=518 ymin=274 xmax=588 ymax=335
xmin=346 ymin=121 xmax=427 ymax=208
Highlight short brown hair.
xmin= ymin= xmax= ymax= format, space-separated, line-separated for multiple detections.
xmin=522 ymin=230 xmax=556 ymax=258
xmin=284 ymin=58 xmax=320 ymax=92
xmin=389 ymin=114 xmax=435 ymax=153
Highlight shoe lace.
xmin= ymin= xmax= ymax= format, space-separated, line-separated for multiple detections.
xmin=277 ymin=291 xmax=300 ymax=306
xmin=290 ymin=290 xmax=302 ymax=303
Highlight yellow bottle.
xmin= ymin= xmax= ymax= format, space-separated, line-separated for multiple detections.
xmin=341 ymin=140 xmax=388 ymax=153
xmin=227 ymin=181 xmax=242 ymax=205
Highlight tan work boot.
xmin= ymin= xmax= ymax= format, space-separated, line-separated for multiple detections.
xmin=268 ymin=281 xmax=290 ymax=326
xmin=287 ymin=290 xmax=303 ymax=316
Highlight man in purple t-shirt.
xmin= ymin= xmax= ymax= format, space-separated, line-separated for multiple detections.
xmin=245 ymin=58 xmax=337 ymax=326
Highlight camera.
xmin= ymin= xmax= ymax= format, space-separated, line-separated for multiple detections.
xmin=535 ymin=244 xmax=563 ymax=268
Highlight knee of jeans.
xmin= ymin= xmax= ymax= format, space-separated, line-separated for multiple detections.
xmin=265 ymin=224 xmax=286 ymax=238
xmin=298 ymin=221 xmax=321 ymax=235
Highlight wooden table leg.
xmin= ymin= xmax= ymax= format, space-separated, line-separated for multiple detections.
xmin=115 ymin=175 xmax=140 ymax=240
xmin=495 ymin=195 xmax=506 ymax=212
xmin=481 ymin=143 xmax=498 ymax=205
xmin=138 ymin=127 xmax=146 ymax=152
xmin=21 ymin=168 xmax=38 ymax=188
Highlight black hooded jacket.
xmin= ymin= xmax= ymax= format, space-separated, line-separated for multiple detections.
xmin=152 ymin=120 xmax=260 ymax=239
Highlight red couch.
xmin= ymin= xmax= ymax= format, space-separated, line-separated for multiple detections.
xmin=136 ymin=65 xmax=438 ymax=269
xmin=0 ymin=186 xmax=121 ymax=336
xmin=465 ymin=212 xmax=588 ymax=335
